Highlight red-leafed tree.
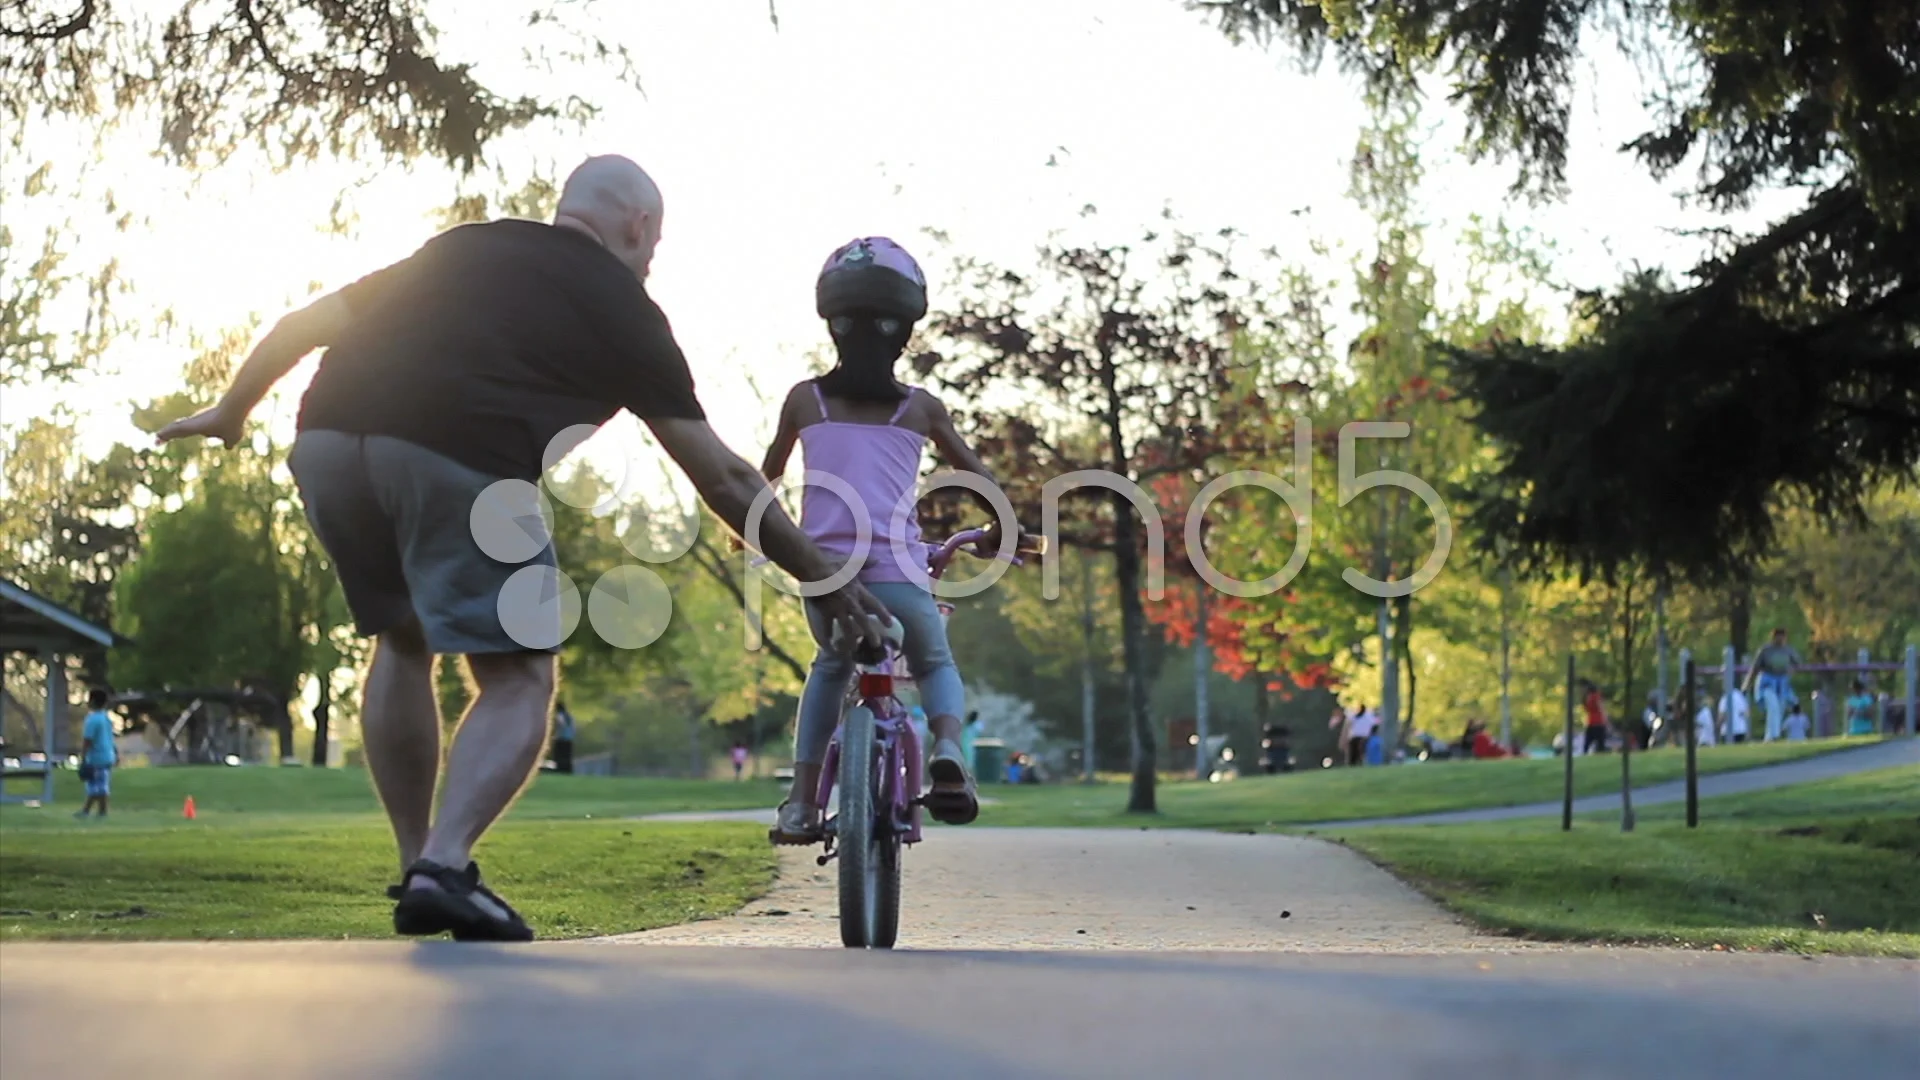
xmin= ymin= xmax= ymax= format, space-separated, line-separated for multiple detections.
xmin=922 ymin=222 xmax=1288 ymax=812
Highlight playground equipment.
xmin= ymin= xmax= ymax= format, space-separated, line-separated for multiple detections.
xmin=1696 ymin=644 xmax=1917 ymax=740
xmin=110 ymin=688 xmax=290 ymax=766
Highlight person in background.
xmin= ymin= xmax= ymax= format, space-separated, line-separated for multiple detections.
xmin=1463 ymin=717 xmax=1513 ymax=759
xmin=1844 ymin=680 xmax=1877 ymax=737
xmin=1693 ymin=685 xmax=1718 ymax=747
xmin=1345 ymin=703 xmax=1377 ymax=767
xmin=962 ymin=710 xmax=982 ymax=777
xmin=551 ymin=699 xmax=576 ymax=775
xmin=1742 ymin=627 xmax=1803 ymax=715
xmin=1782 ymin=702 xmax=1811 ymax=741
xmin=1581 ymin=680 xmax=1610 ymax=754
xmin=1718 ymin=684 xmax=1751 ymax=744
xmin=1363 ymin=723 xmax=1385 ymax=766
xmin=1328 ymin=704 xmax=1352 ymax=764
xmin=1641 ymin=691 xmax=1662 ymax=749
xmin=75 ymin=688 xmax=118 ymax=820
xmin=730 ymin=740 xmax=749 ymax=781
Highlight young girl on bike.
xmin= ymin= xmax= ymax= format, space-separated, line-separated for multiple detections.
xmin=760 ymin=236 xmax=1008 ymax=844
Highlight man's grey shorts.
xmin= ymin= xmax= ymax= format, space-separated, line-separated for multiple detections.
xmin=289 ymin=430 xmax=559 ymax=655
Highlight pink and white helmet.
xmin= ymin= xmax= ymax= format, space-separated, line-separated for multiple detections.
xmin=816 ymin=236 xmax=928 ymax=321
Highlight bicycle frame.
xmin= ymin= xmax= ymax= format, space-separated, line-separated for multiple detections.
xmin=816 ymin=527 xmax=1021 ymax=852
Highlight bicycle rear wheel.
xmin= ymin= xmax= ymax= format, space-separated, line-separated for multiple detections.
xmin=836 ymin=706 xmax=901 ymax=948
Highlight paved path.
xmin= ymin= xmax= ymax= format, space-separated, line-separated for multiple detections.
xmin=611 ymin=827 xmax=1501 ymax=951
xmin=3 ymin=942 xmax=1913 ymax=1079
xmin=1308 ymin=737 xmax=1920 ymax=830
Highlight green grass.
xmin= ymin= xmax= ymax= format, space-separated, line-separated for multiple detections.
xmin=0 ymin=766 xmax=783 ymax=941
xmin=1330 ymin=765 xmax=1920 ymax=958
xmin=0 ymin=764 xmax=781 ymax=831
xmin=974 ymin=737 xmax=1879 ymax=830
xmin=0 ymin=820 xmax=772 ymax=942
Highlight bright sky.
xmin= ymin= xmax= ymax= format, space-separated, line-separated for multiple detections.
xmin=3 ymin=0 xmax=1797 ymax=507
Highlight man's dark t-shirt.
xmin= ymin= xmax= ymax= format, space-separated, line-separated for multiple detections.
xmin=297 ymin=219 xmax=705 ymax=481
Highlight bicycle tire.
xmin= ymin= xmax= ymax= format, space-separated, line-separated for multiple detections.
xmin=836 ymin=705 xmax=890 ymax=948
xmin=871 ymin=754 xmax=903 ymax=949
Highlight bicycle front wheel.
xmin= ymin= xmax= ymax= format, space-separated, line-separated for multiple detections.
xmin=836 ymin=705 xmax=900 ymax=948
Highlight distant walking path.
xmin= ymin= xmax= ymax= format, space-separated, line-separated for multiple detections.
xmin=1307 ymin=738 xmax=1920 ymax=830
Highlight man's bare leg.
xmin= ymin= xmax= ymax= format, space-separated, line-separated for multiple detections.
xmin=417 ymin=651 xmax=556 ymax=872
xmin=362 ymin=620 xmax=441 ymax=870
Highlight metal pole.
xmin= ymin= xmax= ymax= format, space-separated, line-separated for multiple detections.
xmin=1193 ymin=580 xmax=1210 ymax=780
xmin=1562 ymin=654 xmax=1576 ymax=831
xmin=43 ymin=652 xmax=64 ymax=807
xmin=1682 ymin=651 xmax=1698 ymax=828
xmin=1905 ymin=645 xmax=1917 ymax=737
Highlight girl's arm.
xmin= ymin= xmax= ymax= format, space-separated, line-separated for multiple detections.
xmin=925 ymin=393 xmax=999 ymax=485
xmin=925 ymin=392 xmax=1020 ymax=536
xmin=761 ymin=385 xmax=805 ymax=484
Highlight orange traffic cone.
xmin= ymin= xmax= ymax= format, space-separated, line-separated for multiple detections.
xmin=183 ymin=795 xmax=197 ymax=820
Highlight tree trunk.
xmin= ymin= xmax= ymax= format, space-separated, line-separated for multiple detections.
xmin=1394 ymin=593 xmax=1415 ymax=746
xmin=1101 ymin=351 xmax=1155 ymax=813
xmin=1115 ymin=512 xmax=1157 ymax=813
xmin=310 ymin=674 xmax=332 ymax=768
xmin=1730 ymin=578 xmax=1753 ymax=666
xmin=1498 ymin=566 xmax=1513 ymax=746
xmin=1193 ymin=580 xmax=1211 ymax=779
xmin=1080 ymin=553 xmax=1097 ymax=783
xmin=1619 ymin=573 xmax=1638 ymax=833
xmin=688 ymin=710 xmax=704 ymax=779
xmin=1374 ymin=479 xmax=1400 ymax=752
xmin=1654 ymin=584 xmax=1670 ymax=729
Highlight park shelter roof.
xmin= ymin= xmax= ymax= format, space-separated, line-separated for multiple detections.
xmin=0 ymin=578 xmax=133 ymax=655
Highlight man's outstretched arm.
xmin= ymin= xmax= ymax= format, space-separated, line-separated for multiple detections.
xmin=156 ymin=292 xmax=354 ymax=445
xmin=646 ymin=416 xmax=892 ymax=646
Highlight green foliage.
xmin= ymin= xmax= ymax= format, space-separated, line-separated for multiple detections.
xmin=1196 ymin=0 xmax=1920 ymax=583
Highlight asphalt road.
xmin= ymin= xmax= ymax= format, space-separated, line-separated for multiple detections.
xmin=2 ymin=942 xmax=1914 ymax=1079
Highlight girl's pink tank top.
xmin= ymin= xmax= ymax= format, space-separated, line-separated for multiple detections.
xmin=797 ymin=382 xmax=929 ymax=583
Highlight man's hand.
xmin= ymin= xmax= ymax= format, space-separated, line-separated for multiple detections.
xmin=156 ymin=404 xmax=245 ymax=447
xmin=812 ymin=580 xmax=893 ymax=650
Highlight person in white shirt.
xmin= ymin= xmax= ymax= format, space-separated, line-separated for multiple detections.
xmin=1694 ymin=702 xmax=1718 ymax=746
xmin=1345 ymin=705 xmax=1379 ymax=766
xmin=1719 ymin=687 xmax=1751 ymax=744
xmin=1782 ymin=703 xmax=1811 ymax=741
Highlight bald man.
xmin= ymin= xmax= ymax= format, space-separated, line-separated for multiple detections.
xmin=158 ymin=155 xmax=891 ymax=942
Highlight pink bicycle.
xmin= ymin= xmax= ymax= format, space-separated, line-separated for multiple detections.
xmin=815 ymin=525 xmax=1041 ymax=949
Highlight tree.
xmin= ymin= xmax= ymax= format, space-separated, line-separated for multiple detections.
xmin=110 ymin=448 xmax=342 ymax=759
xmin=0 ymin=418 xmax=147 ymax=684
xmin=2 ymin=1 xmax=641 ymax=387
xmin=1195 ymin=0 xmax=1920 ymax=585
xmin=998 ymin=543 xmax=1122 ymax=779
xmin=926 ymin=223 xmax=1278 ymax=812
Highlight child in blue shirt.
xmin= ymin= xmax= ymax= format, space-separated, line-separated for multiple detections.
xmin=76 ymin=688 xmax=118 ymax=819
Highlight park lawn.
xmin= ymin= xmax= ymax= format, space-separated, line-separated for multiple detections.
xmin=1334 ymin=765 xmax=1920 ymax=958
xmin=970 ymin=737 xmax=1879 ymax=830
xmin=0 ymin=818 xmax=774 ymax=941
xmin=0 ymin=763 xmax=780 ymax=832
